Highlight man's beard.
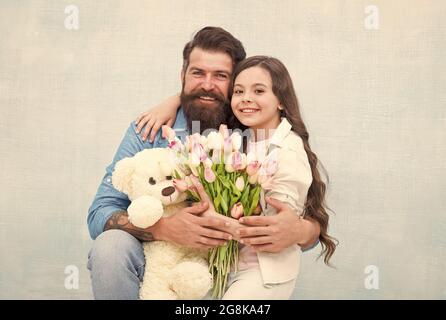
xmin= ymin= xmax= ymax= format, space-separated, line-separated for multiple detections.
xmin=181 ymin=88 xmax=229 ymax=133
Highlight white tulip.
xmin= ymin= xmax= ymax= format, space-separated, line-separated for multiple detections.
xmin=235 ymin=176 xmax=245 ymax=192
xmin=231 ymin=132 xmax=242 ymax=151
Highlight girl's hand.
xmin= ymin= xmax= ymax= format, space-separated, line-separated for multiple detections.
xmin=135 ymin=94 xmax=181 ymax=142
xmin=237 ymin=197 xmax=318 ymax=253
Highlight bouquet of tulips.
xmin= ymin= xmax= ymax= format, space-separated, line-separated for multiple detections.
xmin=162 ymin=124 xmax=278 ymax=299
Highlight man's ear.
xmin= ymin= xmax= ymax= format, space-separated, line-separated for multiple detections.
xmin=112 ymin=157 xmax=135 ymax=195
xmin=180 ymin=69 xmax=185 ymax=84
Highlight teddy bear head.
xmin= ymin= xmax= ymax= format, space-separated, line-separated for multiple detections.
xmin=112 ymin=148 xmax=187 ymax=206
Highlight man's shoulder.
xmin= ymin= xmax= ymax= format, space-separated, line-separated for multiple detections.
xmin=126 ymin=107 xmax=187 ymax=148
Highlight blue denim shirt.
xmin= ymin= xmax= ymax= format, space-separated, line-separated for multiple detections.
xmin=87 ymin=108 xmax=188 ymax=239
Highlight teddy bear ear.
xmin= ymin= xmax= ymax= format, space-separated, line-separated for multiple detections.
xmin=112 ymin=157 xmax=135 ymax=195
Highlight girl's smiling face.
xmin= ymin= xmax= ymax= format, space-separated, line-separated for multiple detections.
xmin=231 ymin=66 xmax=281 ymax=137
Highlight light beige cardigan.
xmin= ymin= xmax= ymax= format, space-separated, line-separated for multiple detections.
xmin=256 ymin=118 xmax=313 ymax=285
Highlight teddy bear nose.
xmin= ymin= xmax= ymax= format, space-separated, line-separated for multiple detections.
xmin=162 ymin=186 xmax=176 ymax=197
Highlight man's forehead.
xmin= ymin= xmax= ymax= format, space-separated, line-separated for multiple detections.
xmin=188 ymin=47 xmax=233 ymax=73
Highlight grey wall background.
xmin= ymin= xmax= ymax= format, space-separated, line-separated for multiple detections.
xmin=1 ymin=0 xmax=445 ymax=299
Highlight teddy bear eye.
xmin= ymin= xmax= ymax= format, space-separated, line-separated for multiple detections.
xmin=166 ymin=176 xmax=173 ymax=180
xmin=149 ymin=177 xmax=156 ymax=185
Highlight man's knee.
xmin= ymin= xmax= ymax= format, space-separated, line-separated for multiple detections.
xmin=88 ymin=230 xmax=144 ymax=271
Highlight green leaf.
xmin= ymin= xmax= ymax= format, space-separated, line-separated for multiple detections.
xmin=209 ymin=182 xmax=216 ymax=198
xmin=218 ymin=175 xmax=231 ymax=189
xmin=220 ymin=189 xmax=229 ymax=213
xmin=214 ymin=194 xmax=221 ymax=211
xmin=228 ymin=179 xmax=241 ymax=197
xmin=247 ymin=185 xmax=261 ymax=216
xmin=240 ymin=184 xmax=250 ymax=205
xmin=215 ymin=179 xmax=221 ymax=195
xmin=219 ymin=245 xmax=227 ymax=261
xmin=173 ymin=170 xmax=182 ymax=180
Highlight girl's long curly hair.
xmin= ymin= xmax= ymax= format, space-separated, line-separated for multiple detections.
xmin=227 ymin=56 xmax=338 ymax=264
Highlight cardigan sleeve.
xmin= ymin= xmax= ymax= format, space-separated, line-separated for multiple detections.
xmin=262 ymin=137 xmax=312 ymax=216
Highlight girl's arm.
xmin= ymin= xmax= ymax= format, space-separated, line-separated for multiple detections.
xmin=135 ymin=93 xmax=181 ymax=142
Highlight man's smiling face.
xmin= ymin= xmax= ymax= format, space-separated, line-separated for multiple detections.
xmin=181 ymin=47 xmax=233 ymax=131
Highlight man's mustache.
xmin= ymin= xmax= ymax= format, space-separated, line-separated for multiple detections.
xmin=186 ymin=89 xmax=227 ymax=104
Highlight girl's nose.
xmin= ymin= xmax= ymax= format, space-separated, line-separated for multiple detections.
xmin=242 ymin=95 xmax=252 ymax=103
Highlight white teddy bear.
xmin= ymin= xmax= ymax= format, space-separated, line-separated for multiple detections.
xmin=112 ymin=148 xmax=212 ymax=300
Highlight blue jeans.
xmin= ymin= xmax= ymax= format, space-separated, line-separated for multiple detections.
xmin=87 ymin=230 xmax=145 ymax=300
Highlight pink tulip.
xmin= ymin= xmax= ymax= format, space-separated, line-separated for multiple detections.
xmin=248 ymin=173 xmax=258 ymax=184
xmin=192 ymin=142 xmax=207 ymax=162
xmin=230 ymin=203 xmax=244 ymax=219
xmin=204 ymin=167 xmax=216 ymax=183
xmin=252 ymin=204 xmax=262 ymax=215
xmin=231 ymin=151 xmax=243 ymax=171
xmin=162 ymin=125 xmax=176 ymax=141
xmin=172 ymin=179 xmax=188 ymax=192
xmin=246 ymin=161 xmax=261 ymax=176
xmin=168 ymin=139 xmax=184 ymax=153
xmin=258 ymin=174 xmax=274 ymax=189
xmin=263 ymin=159 xmax=279 ymax=176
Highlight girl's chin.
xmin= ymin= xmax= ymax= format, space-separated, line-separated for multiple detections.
xmin=235 ymin=112 xmax=261 ymax=127
xmin=236 ymin=116 xmax=254 ymax=126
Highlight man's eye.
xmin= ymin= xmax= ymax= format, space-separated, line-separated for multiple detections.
xmin=217 ymin=74 xmax=228 ymax=79
xmin=149 ymin=177 xmax=156 ymax=185
xmin=166 ymin=176 xmax=173 ymax=180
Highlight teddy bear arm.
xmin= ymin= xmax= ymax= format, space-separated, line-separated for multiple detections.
xmin=127 ymin=195 xmax=164 ymax=229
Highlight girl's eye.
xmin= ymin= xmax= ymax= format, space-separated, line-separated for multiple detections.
xmin=149 ymin=177 xmax=156 ymax=185
xmin=255 ymin=89 xmax=264 ymax=94
xmin=166 ymin=176 xmax=173 ymax=180
xmin=234 ymin=89 xmax=243 ymax=95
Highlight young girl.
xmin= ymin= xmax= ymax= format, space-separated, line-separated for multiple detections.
xmin=136 ymin=56 xmax=337 ymax=299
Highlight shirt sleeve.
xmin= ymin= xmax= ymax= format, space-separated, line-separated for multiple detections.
xmin=87 ymin=122 xmax=154 ymax=239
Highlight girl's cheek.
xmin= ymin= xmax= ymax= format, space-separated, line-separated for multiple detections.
xmin=230 ymin=99 xmax=237 ymax=112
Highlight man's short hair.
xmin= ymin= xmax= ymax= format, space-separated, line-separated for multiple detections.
xmin=182 ymin=26 xmax=246 ymax=72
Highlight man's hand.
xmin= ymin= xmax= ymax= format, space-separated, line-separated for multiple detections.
xmin=189 ymin=176 xmax=244 ymax=241
xmin=237 ymin=197 xmax=320 ymax=253
xmin=154 ymin=202 xmax=234 ymax=250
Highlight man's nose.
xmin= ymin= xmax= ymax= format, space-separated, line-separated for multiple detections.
xmin=200 ymin=74 xmax=215 ymax=91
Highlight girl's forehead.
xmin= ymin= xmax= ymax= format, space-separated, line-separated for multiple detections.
xmin=235 ymin=66 xmax=272 ymax=85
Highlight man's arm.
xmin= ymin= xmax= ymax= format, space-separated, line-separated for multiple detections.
xmin=103 ymin=210 xmax=155 ymax=242
xmin=104 ymin=203 xmax=233 ymax=249
xmin=87 ymin=122 xmax=154 ymax=240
